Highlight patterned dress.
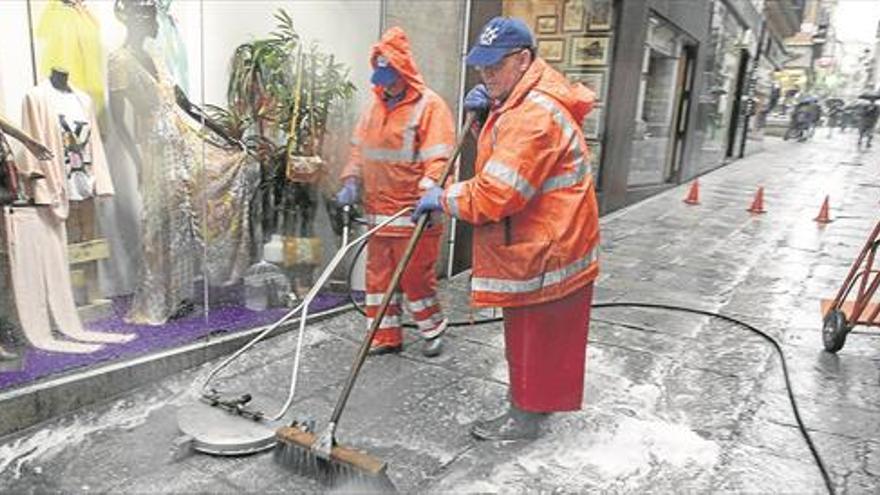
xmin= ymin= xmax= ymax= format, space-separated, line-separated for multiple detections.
xmin=109 ymin=48 xmax=257 ymax=325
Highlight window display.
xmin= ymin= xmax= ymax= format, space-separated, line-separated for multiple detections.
xmin=110 ymin=0 xmax=252 ymax=325
xmin=2 ymin=86 xmax=133 ymax=354
xmin=694 ymin=1 xmax=745 ymax=172
xmin=0 ymin=0 xmax=380 ymax=388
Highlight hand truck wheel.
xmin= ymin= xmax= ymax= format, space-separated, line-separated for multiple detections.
xmin=822 ymin=309 xmax=851 ymax=353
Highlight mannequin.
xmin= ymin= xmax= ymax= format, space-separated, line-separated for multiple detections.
xmin=12 ymin=66 xmax=133 ymax=353
xmin=112 ymin=0 xmax=236 ymax=155
xmin=109 ymin=0 xmax=258 ymax=325
xmin=0 ymin=116 xmax=52 ymax=363
xmin=49 ymin=68 xmax=72 ymax=93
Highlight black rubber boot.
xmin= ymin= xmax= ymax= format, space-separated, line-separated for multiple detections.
xmin=470 ymin=404 xmax=548 ymax=441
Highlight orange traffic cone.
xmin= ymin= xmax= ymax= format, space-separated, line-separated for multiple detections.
xmin=683 ymin=179 xmax=700 ymax=205
xmin=747 ymin=187 xmax=766 ymax=214
xmin=814 ymin=195 xmax=832 ymax=224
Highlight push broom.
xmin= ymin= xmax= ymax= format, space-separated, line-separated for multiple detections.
xmin=275 ymin=112 xmax=475 ymax=490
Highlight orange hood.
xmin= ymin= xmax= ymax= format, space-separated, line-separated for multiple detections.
xmin=501 ymin=58 xmax=595 ymax=124
xmin=370 ymin=26 xmax=426 ymax=95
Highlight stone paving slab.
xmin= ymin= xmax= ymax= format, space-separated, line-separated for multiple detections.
xmin=0 ymin=135 xmax=878 ymax=493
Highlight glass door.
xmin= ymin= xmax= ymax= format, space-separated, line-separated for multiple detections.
xmin=666 ymin=45 xmax=696 ymax=181
xmin=628 ymin=15 xmax=688 ymax=186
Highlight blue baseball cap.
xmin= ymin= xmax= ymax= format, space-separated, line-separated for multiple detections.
xmin=466 ymin=17 xmax=534 ymax=67
xmin=371 ymin=55 xmax=399 ymax=87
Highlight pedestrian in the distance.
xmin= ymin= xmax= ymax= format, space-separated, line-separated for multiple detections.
xmin=413 ymin=16 xmax=601 ymax=440
xmin=336 ymin=26 xmax=455 ymax=357
xmin=858 ymin=102 xmax=879 ymax=149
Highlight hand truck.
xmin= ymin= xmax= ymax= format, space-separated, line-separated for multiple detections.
xmin=821 ymin=220 xmax=880 ymax=352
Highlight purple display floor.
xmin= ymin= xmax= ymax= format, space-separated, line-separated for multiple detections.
xmin=0 ymin=288 xmax=354 ymax=391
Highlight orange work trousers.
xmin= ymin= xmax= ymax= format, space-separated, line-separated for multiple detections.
xmin=364 ymin=232 xmax=445 ymax=347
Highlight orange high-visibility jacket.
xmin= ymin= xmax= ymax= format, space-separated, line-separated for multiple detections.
xmin=341 ymin=27 xmax=455 ymax=237
xmin=441 ymin=58 xmax=600 ymax=308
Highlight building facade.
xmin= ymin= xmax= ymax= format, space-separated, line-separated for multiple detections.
xmin=0 ymin=0 xmax=810 ymax=389
xmin=398 ymin=0 xmax=776 ymax=272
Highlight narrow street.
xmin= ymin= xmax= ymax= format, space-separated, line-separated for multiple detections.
xmin=0 ymin=132 xmax=877 ymax=494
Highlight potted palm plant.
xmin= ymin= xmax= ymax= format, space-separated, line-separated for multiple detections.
xmin=219 ymin=9 xmax=357 ymax=297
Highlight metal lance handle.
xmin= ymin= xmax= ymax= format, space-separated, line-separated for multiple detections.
xmin=313 ymin=113 xmax=476 ymax=456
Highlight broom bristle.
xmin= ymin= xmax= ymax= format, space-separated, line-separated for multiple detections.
xmin=274 ymin=425 xmax=396 ymax=492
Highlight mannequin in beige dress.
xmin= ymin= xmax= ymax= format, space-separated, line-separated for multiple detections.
xmin=110 ymin=0 xmax=256 ymax=325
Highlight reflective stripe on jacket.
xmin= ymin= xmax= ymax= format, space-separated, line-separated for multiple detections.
xmin=442 ymin=58 xmax=600 ymax=308
xmin=341 ymin=27 xmax=455 ymax=237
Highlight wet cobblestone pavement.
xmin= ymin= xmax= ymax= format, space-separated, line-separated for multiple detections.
xmin=1 ymin=134 xmax=878 ymax=494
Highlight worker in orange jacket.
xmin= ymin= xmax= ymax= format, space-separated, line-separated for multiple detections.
xmin=414 ymin=17 xmax=600 ymax=440
xmin=337 ymin=27 xmax=454 ymax=357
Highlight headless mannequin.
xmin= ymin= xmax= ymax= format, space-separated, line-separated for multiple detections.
xmin=49 ymin=67 xmax=73 ymax=93
xmin=0 ymin=117 xmax=52 ymax=362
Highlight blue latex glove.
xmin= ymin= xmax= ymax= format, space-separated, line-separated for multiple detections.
xmin=335 ymin=177 xmax=359 ymax=206
xmin=412 ymin=186 xmax=443 ymax=223
xmin=464 ymin=84 xmax=491 ymax=113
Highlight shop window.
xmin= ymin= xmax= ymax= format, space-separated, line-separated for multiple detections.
xmin=693 ymin=0 xmax=746 ymax=173
xmin=0 ymin=0 xmax=380 ymax=388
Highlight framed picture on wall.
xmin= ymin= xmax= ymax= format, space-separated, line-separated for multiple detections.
xmin=588 ymin=0 xmax=613 ymax=31
xmin=571 ymin=36 xmax=609 ymax=66
xmin=536 ymin=15 xmax=559 ymax=34
xmin=582 ymin=106 xmax=603 ymax=139
xmin=537 ymin=38 xmax=565 ymax=62
xmin=536 ymin=3 xmax=558 ymax=16
xmin=562 ymin=0 xmax=585 ymax=32
xmin=565 ymin=70 xmax=606 ymax=98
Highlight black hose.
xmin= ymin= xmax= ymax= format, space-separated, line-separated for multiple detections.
xmin=343 ymin=229 xmax=833 ymax=493
xmin=590 ymin=302 xmax=834 ymax=495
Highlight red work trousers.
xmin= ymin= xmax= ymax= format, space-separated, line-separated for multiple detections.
xmin=503 ymin=282 xmax=594 ymax=412
xmin=365 ymin=232 xmax=445 ymax=347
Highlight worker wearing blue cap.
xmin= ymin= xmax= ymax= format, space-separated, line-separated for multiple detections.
xmin=414 ymin=16 xmax=600 ymax=441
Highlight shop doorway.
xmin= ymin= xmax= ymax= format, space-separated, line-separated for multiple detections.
xmin=628 ymin=16 xmax=694 ymax=187
xmin=667 ymin=46 xmax=696 ymax=181
xmin=725 ymin=48 xmax=750 ymax=158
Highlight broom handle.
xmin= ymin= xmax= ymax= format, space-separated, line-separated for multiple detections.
xmin=286 ymin=46 xmax=305 ymax=157
xmin=329 ymin=112 xmax=475 ymax=426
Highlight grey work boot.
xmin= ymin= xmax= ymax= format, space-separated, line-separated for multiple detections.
xmin=421 ymin=336 xmax=443 ymax=357
xmin=470 ymin=404 xmax=548 ymax=441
